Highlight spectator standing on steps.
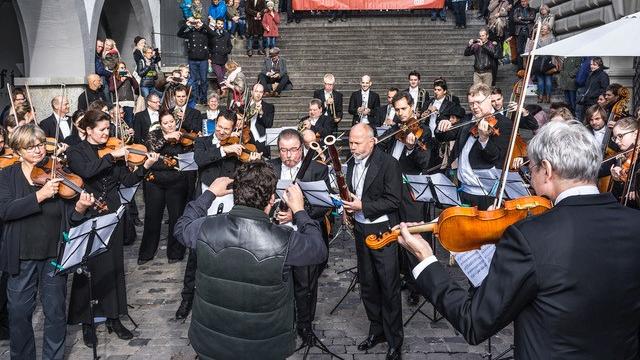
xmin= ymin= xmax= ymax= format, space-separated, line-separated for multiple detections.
xmin=136 ymin=45 xmax=162 ymax=99
xmin=557 ymin=57 xmax=581 ymax=113
xmin=209 ymin=18 xmax=233 ymax=95
xmin=178 ymin=18 xmax=214 ymax=105
xmin=245 ymin=0 xmax=266 ymax=57
xmin=261 ymin=1 xmax=280 ymax=50
xmin=464 ymin=28 xmax=499 ymax=86
xmin=512 ymin=0 xmax=537 ymax=69
xmin=451 ymin=0 xmax=467 ymax=29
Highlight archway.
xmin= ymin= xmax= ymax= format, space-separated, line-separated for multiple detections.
xmin=0 ymin=0 xmax=25 ymax=105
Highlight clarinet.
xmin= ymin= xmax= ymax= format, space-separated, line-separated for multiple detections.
xmin=275 ymin=142 xmax=322 ymax=221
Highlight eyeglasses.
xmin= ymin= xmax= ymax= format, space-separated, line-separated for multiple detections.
xmin=279 ymin=146 xmax=301 ymax=154
xmin=24 ymin=142 xmax=45 ymax=152
xmin=469 ymin=94 xmax=490 ymax=107
xmin=612 ymin=130 xmax=635 ymax=141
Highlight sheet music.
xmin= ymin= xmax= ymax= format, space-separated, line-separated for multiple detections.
xmin=297 ymin=180 xmax=334 ymax=207
xmin=200 ymin=183 xmax=234 ymax=215
xmin=404 ymin=173 xmax=460 ymax=206
xmin=118 ymin=182 xmax=140 ymax=205
xmin=451 ymin=244 xmax=496 ymax=287
xmin=474 ymin=168 xmax=530 ymax=198
xmin=276 ymin=179 xmax=293 ymax=199
xmin=178 ymin=152 xmax=198 ymax=171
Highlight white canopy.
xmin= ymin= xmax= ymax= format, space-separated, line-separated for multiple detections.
xmin=532 ymin=11 xmax=640 ymax=57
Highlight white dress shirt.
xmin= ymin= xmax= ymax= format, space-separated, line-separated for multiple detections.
xmin=249 ymin=101 xmax=266 ymax=143
xmin=429 ymin=98 xmax=444 ymax=136
xmin=385 ymin=104 xmax=396 ymax=123
xmin=360 ymin=90 xmax=370 ymax=124
xmin=352 ymin=154 xmax=389 ymax=224
xmin=148 ymin=109 xmax=160 ymax=131
xmin=279 ymin=162 xmax=302 ymax=229
xmin=409 ymin=87 xmax=419 ymax=111
xmin=457 ymin=136 xmax=490 ymax=196
xmin=53 ymin=113 xmax=71 ymax=139
xmin=592 ymin=127 xmax=606 ymax=149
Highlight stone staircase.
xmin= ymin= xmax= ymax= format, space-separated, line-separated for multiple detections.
xmin=221 ymin=13 xmax=516 ymax=132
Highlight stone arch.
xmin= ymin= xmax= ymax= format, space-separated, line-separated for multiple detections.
xmin=91 ymin=0 xmax=155 ymax=69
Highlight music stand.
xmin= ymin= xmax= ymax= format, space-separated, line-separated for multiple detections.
xmin=401 ymin=174 xmax=463 ymax=326
xmin=51 ymin=206 xmax=126 ymax=360
xmin=177 ymin=152 xmax=198 ymax=171
xmin=118 ymin=182 xmax=140 ymax=205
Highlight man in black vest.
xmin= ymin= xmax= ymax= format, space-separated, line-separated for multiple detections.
xmin=397 ymin=120 xmax=640 ymax=358
xmin=270 ymin=129 xmax=330 ymax=345
xmin=342 ymin=123 xmax=404 ymax=360
xmin=174 ymin=161 xmax=327 ymax=360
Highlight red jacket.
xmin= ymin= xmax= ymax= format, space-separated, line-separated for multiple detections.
xmin=261 ymin=11 xmax=280 ymax=37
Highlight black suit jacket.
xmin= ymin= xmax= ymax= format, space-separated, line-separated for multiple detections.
xmin=375 ymin=104 xmax=400 ymax=126
xmin=348 ymin=90 xmax=381 ymax=126
xmin=313 ymin=89 xmax=344 ymax=120
xmin=250 ymin=101 xmax=274 ymax=140
xmin=39 ymin=114 xmax=73 ymax=142
xmin=270 ymin=158 xmax=331 ymax=220
xmin=303 ymin=114 xmax=335 ymax=140
xmin=193 ymin=134 xmax=241 ymax=187
xmin=346 ymin=147 xmax=401 ymax=226
xmin=377 ymin=124 xmax=431 ymax=174
xmin=435 ymin=113 xmax=512 ymax=170
xmin=416 ymin=193 xmax=640 ymax=358
xmin=133 ymin=110 xmax=153 ymax=144
xmin=180 ymin=107 xmax=204 ymax=133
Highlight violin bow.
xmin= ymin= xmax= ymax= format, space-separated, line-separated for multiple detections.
xmin=24 ymin=83 xmax=39 ymax=125
xmin=50 ymin=84 xmax=66 ymax=181
xmin=621 ymin=127 xmax=640 ymax=206
xmin=6 ymin=83 xmax=18 ymax=122
xmin=494 ymin=21 xmax=542 ymax=207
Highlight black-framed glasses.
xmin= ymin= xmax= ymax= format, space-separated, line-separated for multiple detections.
xmin=24 ymin=142 xmax=45 ymax=152
xmin=612 ymin=130 xmax=635 ymax=141
xmin=279 ymin=146 xmax=302 ymax=154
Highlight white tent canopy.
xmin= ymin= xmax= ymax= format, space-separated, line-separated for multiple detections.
xmin=532 ymin=11 xmax=640 ymax=57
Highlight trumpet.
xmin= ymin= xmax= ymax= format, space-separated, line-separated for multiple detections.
xmin=326 ymin=94 xmax=337 ymax=121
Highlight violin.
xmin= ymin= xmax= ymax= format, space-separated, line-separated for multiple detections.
xmin=365 ymin=195 xmax=552 ymax=251
xmin=97 ymin=138 xmax=176 ymax=167
xmin=0 ymin=150 xmax=20 ymax=169
xmin=178 ymin=129 xmax=199 ymax=147
xmin=470 ymin=115 xmax=500 ymax=138
xmin=218 ymin=119 xmax=261 ymax=163
xmin=45 ymin=137 xmax=65 ymax=155
xmin=394 ymin=117 xmax=428 ymax=151
xmin=30 ymin=157 xmax=108 ymax=213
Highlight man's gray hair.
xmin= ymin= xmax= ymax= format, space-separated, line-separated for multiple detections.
xmin=527 ymin=120 xmax=602 ymax=182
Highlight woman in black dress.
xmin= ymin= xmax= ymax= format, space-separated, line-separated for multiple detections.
xmin=0 ymin=124 xmax=94 ymax=359
xmin=138 ymin=112 xmax=189 ymax=264
xmin=65 ymin=110 xmax=159 ymax=347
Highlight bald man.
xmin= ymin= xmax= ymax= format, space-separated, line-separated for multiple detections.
xmin=348 ymin=75 xmax=381 ymax=126
xmin=342 ymin=123 xmax=404 ymax=359
xmin=39 ymin=95 xmax=73 ymax=143
xmin=78 ymin=73 xmax=110 ymax=111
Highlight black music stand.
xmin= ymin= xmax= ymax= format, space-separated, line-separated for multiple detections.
xmin=52 ymin=206 xmax=126 ymax=360
xmin=483 ymin=338 xmax=515 ymax=360
xmin=329 ymin=265 xmax=358 ymax=315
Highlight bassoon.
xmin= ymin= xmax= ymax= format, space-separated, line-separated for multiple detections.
xmin=324 ymin=134 xmax=354 ymax=227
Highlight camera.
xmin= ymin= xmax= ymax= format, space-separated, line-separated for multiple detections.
xmin=118 ymin=70 xmax=128 ymax=77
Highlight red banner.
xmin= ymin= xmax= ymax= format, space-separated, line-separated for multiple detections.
xmin=292 ymin=0 xmax=445 ymax=11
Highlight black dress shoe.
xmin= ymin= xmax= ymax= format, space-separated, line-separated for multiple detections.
xmin=357 ymin=334 xmax=386 ymax=351
xmin=133 ymin=218 xmax=143 ymax=227
xmin=82 ymin=324 xmax=97 ymax=348
xmin=175 ymin=300 xmax=192 ymax=319
xmin=247 ymin=49 xmax=253 ymax=57
xmin=386 ymin=346 xmax=402 ymax=360
xmin=106 ymin=318 xmax=133 ymax=340
xmin=407 ymin=291 xmax=420 ymax=306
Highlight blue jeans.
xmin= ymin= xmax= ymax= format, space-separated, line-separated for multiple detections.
xmin=265 ymin=37 xmax=276 ymax=49
xmin=536 ymin=74 xmax=553 ymax=96
xmin=564 ymin=90 xmax=577 ymax=113
xmin=140 ymin=86 xmax=161 ymax=100
xmin=8 ymin=260 xmax=67 ymax=360
xmin=431 ymin=8 xmax=446 ymax=20
xmin=122 ymin=106 xmax=134 ymax=127
xmin=452 ymin=2 xmax=467 ymax=27
xmin=189 ymin=59 xmax=209 ymax=104
xmin=246 ymin=36 xmax=263 ymax=50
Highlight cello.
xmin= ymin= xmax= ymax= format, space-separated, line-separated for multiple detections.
xmin=366 ymin=22 xmax=552 ymax=252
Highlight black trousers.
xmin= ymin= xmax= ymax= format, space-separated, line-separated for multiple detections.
xmin=8 ymin=260 xmax=67 ymax=360
xmin=181 ymin=248 xmax=198 ymax=303
xmin=0 ymin=271 xmax=8 ymax=332
xmin=398 ymin=184 xmax=428 ymax=294
xmin=354 ymin=221 xmax=403 ymax=349
xmin=258 ymin=73 xmax=291 ymax=94
xmin=292 ymin=217 xmax=329 ymax=331
xmin=138 ymin=180 xmax=187 ymax=261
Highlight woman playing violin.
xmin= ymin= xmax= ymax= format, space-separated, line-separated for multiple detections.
xmin=610 ymin=117 xmax=639 ymax=207
xmin=0 ymin=124 xmax=95 ymax=359
xmin=65 ymin=110 xmax=159 ymax=347
xmin=138 ymin=112 xmax=188 ymax=265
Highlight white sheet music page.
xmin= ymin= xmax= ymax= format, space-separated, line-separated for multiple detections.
xmin=451 ymin=244 xmax=496 ymax=287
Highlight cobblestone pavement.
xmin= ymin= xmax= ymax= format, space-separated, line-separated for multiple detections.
xmin=0 ymin=193 xmax=514 ymax=359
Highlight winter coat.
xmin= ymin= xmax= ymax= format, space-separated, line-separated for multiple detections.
xmin=261 ymin=11 xmax=280 ymax=37
xmin=177 ymin=24 xmax=214 ymax=61
xmin=557 ymin=57 xmax=581 ymax=91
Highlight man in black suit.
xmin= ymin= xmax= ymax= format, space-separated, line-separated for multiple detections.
xmin=342 ymin=123 xmax=403 ymax=360
xmin=39 ymin=95 xmax=73 ymax=144
xmin=244 ymin=83 xmax=274 ymax=158
xmin=424 ymin=78 xmax=463 ymax=169
xmin=132 ymin=93 xmax=161 ymax=144
xmin=175 ymin=110 xmax=262 ymax=320
xmin=77 ymin=74 xmax=110 ymax=111
xmin=173 ymin=85 xmax=202 ymax=133
xmin=270 ymin=129 xmax=330 ymax=345
xmin=405 ymin=70 xmax=430 ymax=118
xmin=299 ymin=99 xmax=334 ymax=141
xmin=313 ymin=73 xmax=343 ymax=125
xmin=376 ymin=87 xmax=399 ymax=127
xmin=435 ymin=83 xmax=512 ymax=209
xmin=397 ymin=120 xmax=640 ymax=358
xmin=377 ymin=92 xmax=432 ymax=306
xmin=348 ymin=75 xmax=381 ymax=126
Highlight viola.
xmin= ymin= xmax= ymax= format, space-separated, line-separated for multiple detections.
xmin=365 ymin=195 xmax=552 ymax=252
xmin=97 ymin=137 xmax=176 ymax=167
xmin=30 ymin=157 xmax=108 ymax=213
xmin=470 ymin=115 xmax=500 ymax=138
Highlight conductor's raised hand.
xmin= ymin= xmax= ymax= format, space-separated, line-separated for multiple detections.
xmin=396 ymin=222 xmax=433 ymax=262
xmin=282 ymin=183 xmax=305 ymax=213
xmin=208 ymin=177 xmax=234 ymax=197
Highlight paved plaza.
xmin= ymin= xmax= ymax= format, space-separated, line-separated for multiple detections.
xmin=0 ymin=193 xmax=514 ymax=359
